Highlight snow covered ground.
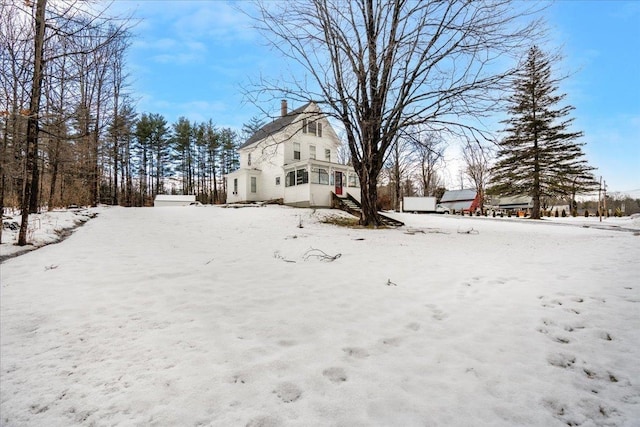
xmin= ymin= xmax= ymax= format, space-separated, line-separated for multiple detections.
xmin=1 ymin=208 xmax=97 ymax=260
xmin=1 ymin=205 xmax=639 ymax=426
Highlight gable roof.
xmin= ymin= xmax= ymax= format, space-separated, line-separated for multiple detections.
xmin=494 ymin=196 xmax=533 ymax=208
xmin=440 ymin=189 xmax=477 ymax=203
xmin=240 ymin=102 xmax=313 ymax=149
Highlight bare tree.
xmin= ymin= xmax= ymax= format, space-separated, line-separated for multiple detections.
xmin=248 ymin=0 xmax=542 ymax=225
xmin=462 ymin=140 xmax=492 ymax=211
xmin=404 ymin=126 xmax=445 ymax=197
xmin=5 ymin=0 xmax=134 ymax=243
xmin=0 ymin=1 xmax=33 ymax=243
xmin=18 ymin=0 xmax=47 ymax=245
xmin=384 ymin=135 xmax=415 ymax=211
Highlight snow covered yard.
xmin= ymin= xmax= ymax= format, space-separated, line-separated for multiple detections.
xmin=1 ymin=205 xmax=639 ymax=427
xmin=1 ymin=208 xmax=98 ymax=261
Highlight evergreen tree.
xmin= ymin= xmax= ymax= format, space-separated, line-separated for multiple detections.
xmin=241 ymin=116 xmax=266 ymax=141
xmin=172 ymin=117 xmax=194 ymax=195
xmin=135 ymin=113 xmax=170 ymax=202
xmin=202 ymin=120 xmax=220 ymax=204
xmin=489 ymin=46 xmax=596 ymax=219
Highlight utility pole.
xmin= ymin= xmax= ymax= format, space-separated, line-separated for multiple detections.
xmin=603 ymin=180 xmax=607 ymax=218
xmin=598 ymin=176 xmax=603 ymax=223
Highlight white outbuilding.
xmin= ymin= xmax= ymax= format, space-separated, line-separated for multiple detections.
xmin=153 ymin=195 xmax=196 ymax=207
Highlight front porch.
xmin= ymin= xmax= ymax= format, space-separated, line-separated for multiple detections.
xmin=283 ymin=159 xmax=360 ymax=207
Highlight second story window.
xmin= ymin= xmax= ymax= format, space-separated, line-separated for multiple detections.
xmin=248 ymin=153 xmax=252 ymax=166
xmin=325 ymin=148 xmax=331 ymax=161
xmin=310 ymin=145 xmax=316 ymax=160
xmin=302 ymin=118 xmax=322 ymax=137
xmin=307 ymin=120 xmax=317 ymax=135
xmin=294 ymin=142 xmax=301 ymax=160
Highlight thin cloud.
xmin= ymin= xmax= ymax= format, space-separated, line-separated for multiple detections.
xmin=172 ymin=3 xmax=257 ymax=43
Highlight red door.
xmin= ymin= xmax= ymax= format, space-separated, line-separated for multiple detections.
xmin=335 ymin=171 xmax=343 ymax=195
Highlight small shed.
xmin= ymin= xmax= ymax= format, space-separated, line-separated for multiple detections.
xmin=154 ymin=195 xmax=196 ymax=207
xmin=439 ymin=189 xmax=480 ymax=213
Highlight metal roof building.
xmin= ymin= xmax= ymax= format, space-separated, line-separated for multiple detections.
xmin=439 ymin=189 xmax=479 ymax=212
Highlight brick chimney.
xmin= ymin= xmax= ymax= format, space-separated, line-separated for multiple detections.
xmin=281 ymin=99 xmax=287 ymax=117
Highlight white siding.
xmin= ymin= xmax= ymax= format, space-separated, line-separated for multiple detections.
xmin=226 ymin=102 xmax=355 ymax=206
xmin=284 ymin=183 xmax=310 ymax=206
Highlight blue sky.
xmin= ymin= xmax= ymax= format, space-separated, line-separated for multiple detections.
xmin=110 ymin=1 xmax=639 ymax=195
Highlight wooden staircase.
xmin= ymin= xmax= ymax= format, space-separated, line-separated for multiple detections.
xmin=332 ymin=193 xmax=404 ymax=227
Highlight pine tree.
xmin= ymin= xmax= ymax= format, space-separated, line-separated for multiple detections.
xmin=241 ymin=116 xmax=265 ymax=141
xmin=172 ymin=117 xmax=195 ymax=195
xmin=135 ymin=113 xmax=170 ymax=202
xmin=489 ymin=46 xmax=596 ymax=219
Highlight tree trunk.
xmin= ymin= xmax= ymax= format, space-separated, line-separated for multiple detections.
xmin=19 ymin=0 xmax=47 ymax=245
xmin=359 ymin=173 xmax=380 ymax=226
xmin=29 ymin=152 xmax=39 ymax=213
xmin=393 ymin=162 xmax=400 ymax=211
xmin=1 ymin=112 xmax=7 ymax=243
xmin=113 ymin=137 xmax=119 ymax=205
xmin=47 ymin=138 xmax=60 ymax=210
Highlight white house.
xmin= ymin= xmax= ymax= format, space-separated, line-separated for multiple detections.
xmin=225 ymin=101 xmax=361 ymax=207
xmin=154 ymin=194 xmax=196 ymax=207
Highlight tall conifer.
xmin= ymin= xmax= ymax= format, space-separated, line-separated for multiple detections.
xmin=489 ymin=46 xmax=596 ymax=219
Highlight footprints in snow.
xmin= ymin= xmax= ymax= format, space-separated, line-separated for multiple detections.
xmin=240 ymin=302 xmax=444 ymax=426
xmin=342 ymin=346 xmax=369 ymax=359
xmin=323 ymin=367 xmax=348 ymax=383
xmin=538 ymin=293 xmax=624 ymax=425
xmin=457 ymin=275 xmax=516 ymax=300
xmin=537 ymin=295 xmax=613 ymax=345
xmin=272 ymin=382 xmax=302 ymax=403
xmin=425 ymin=304 xmax=448 ymax=321
xmin=239 ymin=315 xmax=432 ymax=418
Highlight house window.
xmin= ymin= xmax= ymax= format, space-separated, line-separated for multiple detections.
xmin=307 ymin=120 xmax=317 ymax=135
xmin=310 ymin=145 xmax=316 ymax=160
xmin=233 ymin=178 xmax=238 ymax=194
xmin=348 ymin=173 xmax=359 ymax=187
xmin=247 ymin=153 xmax=252 ymax=166
xmin=296 ymin=168 xmax=308 ymax=185
xmin=325 ymin=149 xmax=331 ymax=161
xmin=285 ymin=169 xmax=308 ymax=186
xmin=311 ymin=167 xmax=329 ymax=185
xmin=250 ymin=176 xmax=257 ymax=193
xmin=294 ymin=142 xmax=301 ymax=160
xmin=303 ymin=118 xmax=321 ymax=136
xmin=275 ymin=176 xmax=281 ymax=186
xmin=286 ymin=170 xmax=296 ymax=187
